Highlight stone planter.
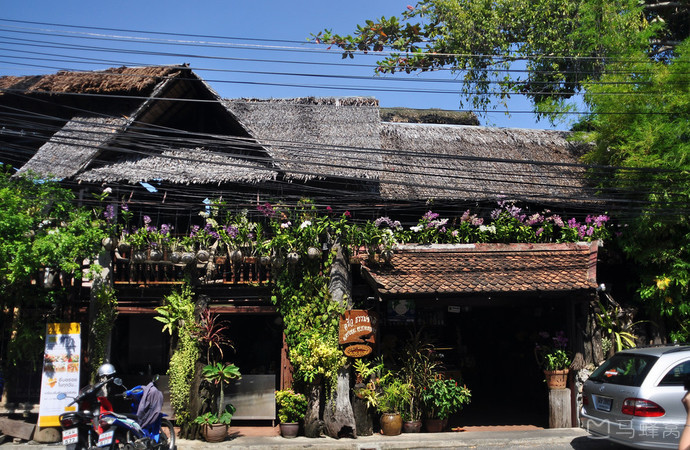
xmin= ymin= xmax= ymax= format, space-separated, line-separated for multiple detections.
xmin=380 ymin=412 xmax=402 ymax=436
xmin=278 ymin=422 xmax=299 ymax=438
xmin=259 ymin=255 xmax=271 ymax=267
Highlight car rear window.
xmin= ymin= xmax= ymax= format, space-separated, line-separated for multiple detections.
xmin=588 ymin=353 xmax=658 ymax=387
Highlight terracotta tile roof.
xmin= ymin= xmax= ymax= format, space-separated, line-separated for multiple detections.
xmin=361 ymin=242 xmax=599 ymax=296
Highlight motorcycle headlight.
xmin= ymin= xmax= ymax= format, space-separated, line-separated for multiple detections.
xmin=99 ymin=416 xmax=116 ymax=428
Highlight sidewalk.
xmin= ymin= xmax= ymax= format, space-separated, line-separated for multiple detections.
xmin=1 ymin=428 xmax=601 ymax=449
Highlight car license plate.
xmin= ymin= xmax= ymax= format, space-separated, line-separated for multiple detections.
xmin=62 ymin=428 xmax=79 ymax=445
xmin=97 ymin=430 xmax=114 ymax=447
xmin=593 ymin=395 xmax=613 ymax=412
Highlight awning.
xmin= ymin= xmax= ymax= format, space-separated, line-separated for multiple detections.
xmin=360 ymin=242 xmax=599 ymax=297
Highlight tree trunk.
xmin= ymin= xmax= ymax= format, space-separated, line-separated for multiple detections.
xmin=322 ymin=243 xmax=356 ymax=438
xmin=304 ymin=380 xmax=325 ymax=438
xmin=324 ymin=367 xmax=356 ymax=438
xmin=352 ymin=387 xmax=373 ymax=436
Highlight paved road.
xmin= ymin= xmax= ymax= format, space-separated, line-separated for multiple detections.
xmin=0 ymin=428 xmax=636 ymax=449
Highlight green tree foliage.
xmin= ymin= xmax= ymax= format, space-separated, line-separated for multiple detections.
xmin=577 ymin=39 xmax=690 ymax=341
xmin=0 ymin=168 xmax=107 ymax=371
xmin=314 ymin=0 xmax=660 ymax=119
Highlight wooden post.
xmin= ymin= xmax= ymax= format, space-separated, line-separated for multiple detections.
xmin=548 ymin=388 xmax=572 ymax=428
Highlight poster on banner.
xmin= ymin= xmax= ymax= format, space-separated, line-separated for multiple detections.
xmin=38 ymin=323 xmax=81 ymax=427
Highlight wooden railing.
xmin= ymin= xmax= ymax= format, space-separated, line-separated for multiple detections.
xmin=112 ymin=252 xmax=274 ymax=285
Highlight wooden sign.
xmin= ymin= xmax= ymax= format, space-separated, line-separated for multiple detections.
xmin=339 ymin=310 xmax=378 ymax=345
xmin=343 ymin=344 xmax=373 ymax=358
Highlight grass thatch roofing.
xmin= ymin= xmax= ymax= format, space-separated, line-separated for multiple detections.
xmin=223 ymin=97 xmax=383 ymax=181
xmin=0 ymin=66 xmax=184 ymax=96
xmin=77 ymin=147 xmax=277 ymax=185
xmin=378 ymin=122 xmax=592 ymax=203
xmin=380 ymin=107 xmax=479 ymax=126
xmin=17 ymin=115 xmax=127 ymax=179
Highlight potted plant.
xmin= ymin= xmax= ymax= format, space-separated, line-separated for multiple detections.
xmin=398 ymin=331 xmax=440 ymax=432
xmin=275 ymin=389 xmax=308 ymax=438
xmin=421 ymin=377 xmax=471 ymax=432
xmin=196 ymin=362 xmax=241 ymax=442
xmin=535 ymin=331 xmax=572 ymax=389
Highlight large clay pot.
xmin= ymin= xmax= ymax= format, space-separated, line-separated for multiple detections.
xmin=544 ymin=369 xmax=569 ymax=389
xmin=117 ymin=241 xmax=131 ymax=254
xmin=279 ymin=422 xmax=299 ymax=438
xmin=380 ymin=412 xmax=402 ymax=436
xmin=403 ymin=420 xmax=422 ymax=433
xmin=169 ymin=251 xmax=182 ymax=264
xmin=424 ymin=418 xmax=447 ymax=433
xmin=132 ymin=250 xmax=147 ymax=263
xmin=102 ymin=237 xmax=116 ymax=251
xmin=201 ymin=423 xmax=227 ymax=442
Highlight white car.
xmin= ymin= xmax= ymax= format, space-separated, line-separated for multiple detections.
xmin=580 ymin=345 xmax=690 ymax=448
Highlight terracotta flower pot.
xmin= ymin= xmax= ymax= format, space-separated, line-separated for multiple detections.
xmin=279 ymin=422 xmax=299 ymax=438
xmin=544 ymin=369 xmax=569 ymax=389
xmin=201 ymin=423 xmax=227 ymax=442
xmin=380 ymin=412 xmax=402 ymax=436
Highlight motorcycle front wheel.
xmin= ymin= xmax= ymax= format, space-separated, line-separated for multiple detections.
xmin=158 ymin=419 xmax=176 ymax=450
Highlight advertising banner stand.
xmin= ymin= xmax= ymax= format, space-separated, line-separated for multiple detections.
xmin=37 ymin=323 xmax=81 ymax=428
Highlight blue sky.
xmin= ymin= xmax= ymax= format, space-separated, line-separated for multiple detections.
xmin=1 ymin=0 xmax=567 ymax=129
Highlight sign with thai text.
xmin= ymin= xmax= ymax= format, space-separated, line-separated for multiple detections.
xmin=339 ymin=310 xmax=378 ymax=345
xmin=38 ymin=323 xmax=81 ymax=427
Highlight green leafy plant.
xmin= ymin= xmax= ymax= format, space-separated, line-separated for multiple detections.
xmin=595 ymin=299 xmax=641 ymax=355
xmin=397 ymin=330 xmax=441 ymax=421
xmin=193 ymin=405 xmax=236 ymax=426
xmin=275 ymin=389 xmax=308 ymax=423
xmin=534 ymin=331 xmax=572 ymax=370
xmin=200 ymin=362 xmax=241 ymax=422
xmin=421 ymin=378 xmax=471 ymax=420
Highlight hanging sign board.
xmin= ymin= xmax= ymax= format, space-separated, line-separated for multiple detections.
xmin=339 ymin=310 xmax=378 ymax=345
xmin=38 ymin=323 xmax=81 ymax=427
xmin=343 ymin=344 xmax=373 ymax=358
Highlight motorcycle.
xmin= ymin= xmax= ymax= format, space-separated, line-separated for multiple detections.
xmin=97 ymin=377 xmax=176 ymax=450
xmin=57 ymin=376 xmax=117 ymax=450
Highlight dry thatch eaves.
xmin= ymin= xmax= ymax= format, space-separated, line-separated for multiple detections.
xmin=378 ymin=122 xmax=593 ymax=203
xmin=380 ymin=107 xmax=479 ymax=126
xmin=76 ymin=147 xmax=277 ymax=185
xmin=223 ymin=97 xmax=383 ymax=182
xmin=0 ymin=66 xmax=184 ymax=96
xmin=17 ymin=115 xmax=127 ymax=179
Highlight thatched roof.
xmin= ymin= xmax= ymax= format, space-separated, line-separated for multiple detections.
xmin=223 ymin=97 xmax=383 ymax=181
xmin=17 ymin=115 xmax=127 ymax=178
xmin=380 ymin=107 xmax=479 ymax=126
xmin=76 ymin=147 xmax=277 ymax=185
xmin=0 ymin=66 xmax=183 ymax=96
xmin=5 ymin=66 xmax=596 ymax=204
xmin=378 ymin=122 xmax=592 ymax=203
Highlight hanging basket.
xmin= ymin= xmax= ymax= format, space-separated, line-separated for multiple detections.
xmin=544 ymin=369 xmax=569 ymax=389
xmin=229 ymin=249 xmax=243 ymax=263
xmin=306 ymin=246 xmax=321 ymax=260
xmin=287 ymin=251 xmax=300 ymax=265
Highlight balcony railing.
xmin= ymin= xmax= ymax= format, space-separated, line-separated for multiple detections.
xmin=112 ymin=250 xmax=274 ymax=285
